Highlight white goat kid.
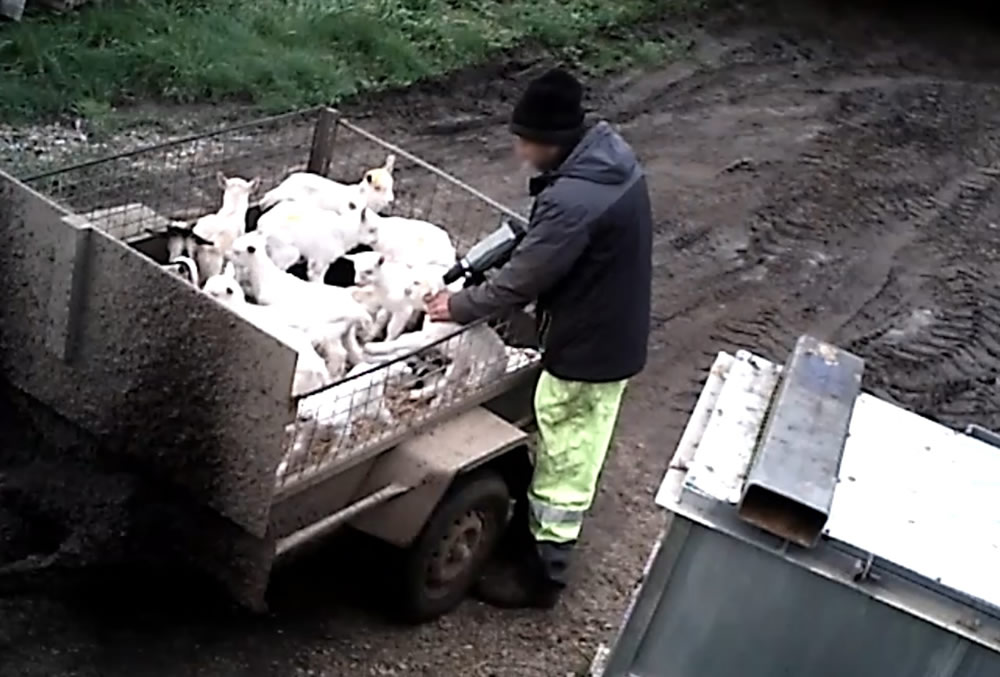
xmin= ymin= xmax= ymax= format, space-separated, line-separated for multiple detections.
xmin=349 ymin=284 xmax=391 ymax=343
xmin=362 ymin=275 xmax=508 ymax=401
xmin=229 ymin=231 xmax=377 ymax=375
xmin=347 ymin=251 xmax=432 ymax=341
xmin=203 ymin=263 xmax=359 ymax=379
xmin=361 ymin=207 xmax=457 ymax=269
xmin=202 ymin=265 xmax=333 ymax=397
xmin=230 ymin=231 xmax=369 ymax=319
xmin=259 ymin=154 xmax=396 ymax=215
xmin=168 ymin=172 xmax=259 ymax=286
xmin=255 ymin=199 xmax=377 ymax=281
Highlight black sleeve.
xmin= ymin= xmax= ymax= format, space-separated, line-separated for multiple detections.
xmin=448 ymin=196 xmax=591 ymax=323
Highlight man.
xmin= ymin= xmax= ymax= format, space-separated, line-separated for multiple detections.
xmin=425 ymin=68 xmax=653 ymax=609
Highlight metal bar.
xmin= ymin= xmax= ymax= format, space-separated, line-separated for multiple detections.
xmin=20 ymin=108 xmax=321 ymax=183
xmin=337 ymin=117 xmax=529 ymax=226
xmin=306 ymin=107 xmax=340 ymax=176
xmin=964 ymin=423 xmax=1000 ymax=450
xmin=274 ymin=482 xmax=410 ymax=559
xmin=829 ymin=539 xmax=1000 ymax=622
xmin=738 ymin=335 xmax=865 ymax=547
xmin=45 ymin=217 xmax=94 ymax=363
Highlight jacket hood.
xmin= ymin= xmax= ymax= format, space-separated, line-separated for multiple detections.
xmin=557 ymin=122 xmax=637 ymax=185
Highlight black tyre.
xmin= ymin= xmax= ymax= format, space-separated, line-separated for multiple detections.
xmin=395 ymin=469 xmax=510 ymax=623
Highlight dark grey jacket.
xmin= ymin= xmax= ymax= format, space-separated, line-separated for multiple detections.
xmin=449 ymin=122 xmax=652 ymax=382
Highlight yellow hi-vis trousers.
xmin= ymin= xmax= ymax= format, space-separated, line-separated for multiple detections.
xmin=528 ymin=371 xmax=628 ymax=544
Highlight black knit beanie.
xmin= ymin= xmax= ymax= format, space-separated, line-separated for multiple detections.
xmin=510 ymin=68 xmax=585 ymax=146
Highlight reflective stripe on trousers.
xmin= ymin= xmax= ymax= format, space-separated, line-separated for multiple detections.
xmin=528 ymin=371 xmax=628 ymax=544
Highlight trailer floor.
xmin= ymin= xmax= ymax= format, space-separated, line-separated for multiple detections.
xmin=4 ymin=1 xmax=1000 ymax=675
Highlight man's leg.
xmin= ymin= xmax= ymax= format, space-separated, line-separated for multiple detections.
xmin=475 ymin=370 xmax=627 ymax=608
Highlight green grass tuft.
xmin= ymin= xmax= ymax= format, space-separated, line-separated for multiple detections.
xmin=0 ymin=0 xmax=696 ymax=122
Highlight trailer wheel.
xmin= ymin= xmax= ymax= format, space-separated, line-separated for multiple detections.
xmin=396 ymin=470 xmax=510 ymax=623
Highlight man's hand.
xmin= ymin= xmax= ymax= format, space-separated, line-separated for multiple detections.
xmin=425 ymin=290 xmax=453 ymax=322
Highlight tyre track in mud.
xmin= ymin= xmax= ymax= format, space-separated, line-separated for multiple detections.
xmin=824 ymin=82 xmax=1000 ymax=427
xmin=840 ymin=171 xmax=1000 ymax=427
xmin=684 ymin=79 xmax=1000 ymax=424
xmin=669 ymin=83 xmax=936 ymax=364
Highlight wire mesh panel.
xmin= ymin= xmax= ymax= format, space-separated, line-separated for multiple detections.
xmin=279 ymin=321 xmax=540 ymax=487
xmin=24 ymin=109 xmax=321 ymax=240
xmin=21 ymin=107 xmax=541 ymax=495
xmin=275 ymin=116 xmax=539 ymax=489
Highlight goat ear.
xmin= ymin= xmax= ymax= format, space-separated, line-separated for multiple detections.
xmin=222 ymin=261 xmax=236 ymax=278
xmin=384 ymin=154 xmax=396 ymax=173
xmin=249 ymin=176 xmax=261 ymax=191
xmin=216 ymin=171 xmax=228 ymax=189
xmin=192 ymin=232 xmax=216 ymax=247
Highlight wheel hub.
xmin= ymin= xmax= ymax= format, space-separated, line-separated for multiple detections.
xmin=426 ymin=509 xmax=486 ymax=589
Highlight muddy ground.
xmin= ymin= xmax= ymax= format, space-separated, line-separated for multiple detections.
xmin=4 ymin=0 xmax=1000 ymax=675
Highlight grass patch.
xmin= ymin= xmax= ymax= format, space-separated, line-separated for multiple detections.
xmin=0 ymin=0 xmax=698 ymax=122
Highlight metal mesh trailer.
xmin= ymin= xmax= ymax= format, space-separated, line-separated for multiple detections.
xmin=592 ymin=336 xmax=1000 ymax=677
xmin=0 ymin=107 xmax=541 ymax=617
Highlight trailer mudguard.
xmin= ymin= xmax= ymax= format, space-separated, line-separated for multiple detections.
xmin=349 ymin=406 xmax=529 ymax=547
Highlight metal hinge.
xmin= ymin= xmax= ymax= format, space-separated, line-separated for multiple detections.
xmin=852 ymin=551 xmax=881 ymax=583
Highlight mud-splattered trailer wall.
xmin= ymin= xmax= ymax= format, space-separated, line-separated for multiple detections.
xmin=0 ymin=169 xmax=297 ymax=541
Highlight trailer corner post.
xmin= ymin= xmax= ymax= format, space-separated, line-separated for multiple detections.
xmin=46 ymin=217 xmax=95 ymax=364
xmin=307 ymin=108 xmax=341 ymax=176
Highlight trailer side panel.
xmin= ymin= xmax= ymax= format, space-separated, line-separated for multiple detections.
xmin=0 ymin=170 xmax=296 ymax=538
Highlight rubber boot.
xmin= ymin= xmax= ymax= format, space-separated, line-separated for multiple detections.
xmin=473 ymin=540 xmax=571 ymax=610
xmin=492 ymin=495 xmax=533 ymax=563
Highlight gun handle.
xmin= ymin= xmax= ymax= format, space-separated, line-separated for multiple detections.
xmin=464 ymin=271 xmax=487 ymax=288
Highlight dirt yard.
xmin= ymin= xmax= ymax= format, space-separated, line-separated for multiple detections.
xmin=3 ymin=1 xmax=1000 ymax=675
